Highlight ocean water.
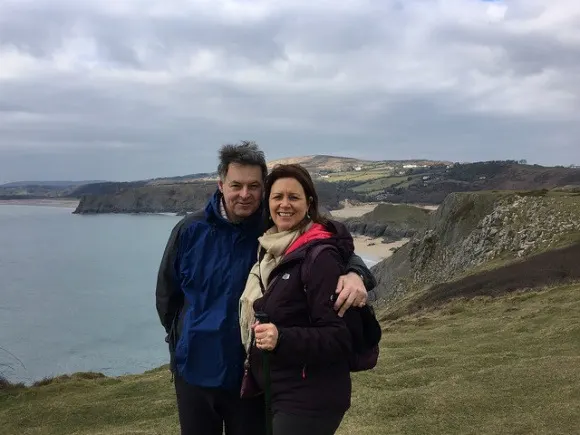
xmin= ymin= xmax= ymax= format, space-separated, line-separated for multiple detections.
xmin=0 ymin=204 xmax=182 ymax=384
xmin=0 ymin=204 xmax=377 ymax=385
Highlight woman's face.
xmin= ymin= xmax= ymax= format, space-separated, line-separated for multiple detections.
xmin=269 ymin=177 xmax=310 ymax=232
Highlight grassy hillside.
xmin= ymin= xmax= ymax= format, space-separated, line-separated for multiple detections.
xmin=1 ymin=282 xmax=579 ymax=435
xmin=324 ymin=161 xmax=580 ymax=204
xmin=357 ymin=203 xmax=431 ymax=227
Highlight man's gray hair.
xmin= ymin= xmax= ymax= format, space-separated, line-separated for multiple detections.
xmin=217 ymin=141 xmax=268 ymax=181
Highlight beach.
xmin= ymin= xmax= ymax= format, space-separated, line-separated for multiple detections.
xmin=353 ymin=235 xmax=410 ymax=263
xmin=330 ymin=201 xmax=421 ymax=263
xmin=330 ymin=202 xmax=381 ymax=218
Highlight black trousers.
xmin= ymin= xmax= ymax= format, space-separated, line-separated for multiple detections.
xmin=272 ymin=411 xmax=344 ymax=435
xmin=174 ymin=374 xmax=265 ymax=435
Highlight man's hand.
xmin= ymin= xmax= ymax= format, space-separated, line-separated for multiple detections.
xmin=253 ymin=322 xmax=279 ymax=351
xmin=334 ymin=272 xmax=368 ymax=317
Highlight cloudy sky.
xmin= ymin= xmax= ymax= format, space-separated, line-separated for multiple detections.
xmin=0 ymin=0 xmax=579 ymax=182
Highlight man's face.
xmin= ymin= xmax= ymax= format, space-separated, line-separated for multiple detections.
xmin=218 ymin=163 xmax=264 ymax=222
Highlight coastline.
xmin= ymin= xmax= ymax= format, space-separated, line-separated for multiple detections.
xmin=330 ymin=201 xmax=439 ymax=220
xmin=353 ymin=235 xmax=409 ymax=264
xmin=0 ymin=199 xmax=80 ymax=208
xmin=330 ymin=201 xmax=419 ymax=264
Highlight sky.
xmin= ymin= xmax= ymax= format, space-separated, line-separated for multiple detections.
xmin=0 ymin=0 xmax=579 ymax=182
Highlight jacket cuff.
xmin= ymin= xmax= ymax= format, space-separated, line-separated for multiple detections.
xmin=346 ymin=254 xmax=377 ymax=291
xmin=272 ymin=328 xmax=283 ymax=354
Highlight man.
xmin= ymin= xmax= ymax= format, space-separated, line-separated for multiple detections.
xmin=156 ymin=141 xmax=376 ymax=435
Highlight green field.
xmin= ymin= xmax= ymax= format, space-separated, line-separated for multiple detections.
xmin=2 ymin=283 xmax=579 ymax=435
xmin=325 ymin=169 xmax=394 ymax=183
xmin=351 ymin=176 xmax=409 ymax=194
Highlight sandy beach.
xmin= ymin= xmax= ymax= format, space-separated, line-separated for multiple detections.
xmin=0 ymin=198 xmax=80 ymax=208
xmin=353 ymin=235 xmax=410 ymax=263
xmin=330 ymin=201 xmax=420 ymax=263
xmin=330 ymin=202 xmax=381 ymax=219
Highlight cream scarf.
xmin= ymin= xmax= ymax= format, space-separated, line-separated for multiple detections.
xmin=239 ymin=223 xmax=311 ymax=353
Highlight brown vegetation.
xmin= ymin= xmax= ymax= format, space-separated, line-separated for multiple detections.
xmin=401 ymin=242 xmax=580 ymax=317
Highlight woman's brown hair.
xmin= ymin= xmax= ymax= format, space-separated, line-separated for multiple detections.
xmin=263 ymin=164 xmax=328 ymax=230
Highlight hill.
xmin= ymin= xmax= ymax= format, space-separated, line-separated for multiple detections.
xmin=371 ymin=189 xmax=580 ymax=305
xmin=269 ymin=155 xmax=376 ymax=172
xmin=1 ymin=180 xmax=105 ymax=188
xmin=329 ymin=161 xmax=580 ymax=204
xmin=341 ymin=203 xmax=431 ymax=241
xmin=1 ymin=281 xmax=579 ymax=434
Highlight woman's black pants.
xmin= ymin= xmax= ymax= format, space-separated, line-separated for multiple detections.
xmin=272 ymin=411 xmax=345 ymax=435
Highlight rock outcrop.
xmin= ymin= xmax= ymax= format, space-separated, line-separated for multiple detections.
xmin=73 ymin=183 xmax=216 ymax=214
xmin=342 ymin=203 xmax=431 ymax=242
xmin=371 ymin=191 xmax=580 ymax=302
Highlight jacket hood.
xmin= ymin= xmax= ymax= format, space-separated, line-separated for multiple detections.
xmin=283 ymin=219 xmax=354 ymax=264
xmin=323 ymin=219 xmax=355 ymax=261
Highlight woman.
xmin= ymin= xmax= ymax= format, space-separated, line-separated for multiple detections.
xmin=239 ymin=164 xmax=359 ymax=435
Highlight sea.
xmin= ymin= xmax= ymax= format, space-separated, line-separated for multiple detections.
xmin=0 ymin=204 xmax=377 ymax=385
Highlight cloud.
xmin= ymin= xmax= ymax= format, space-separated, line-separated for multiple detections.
xmin=0 ymin=0 xmax=579 ymax=181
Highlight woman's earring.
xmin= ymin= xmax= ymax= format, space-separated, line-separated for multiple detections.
xmin=307 ymin=212 xmax=311 ymax=219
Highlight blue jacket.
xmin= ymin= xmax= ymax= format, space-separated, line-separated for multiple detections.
xmin=156 ymin=189 xmax=376 ymax=390
xmin=156 ymin=190 xmax=263 ymax=390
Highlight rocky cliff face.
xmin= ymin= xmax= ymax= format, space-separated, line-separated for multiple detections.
xmin=342 ymin=203 xmax=431 ymax=242
xmin=73 ymin=183 xmax=216 ymax=214
xmin=371 ymin=191 xmax=580 ymax=302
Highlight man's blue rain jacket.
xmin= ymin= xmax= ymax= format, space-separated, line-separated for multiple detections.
xmin=155 ymin=190 xmax=263 ymax=391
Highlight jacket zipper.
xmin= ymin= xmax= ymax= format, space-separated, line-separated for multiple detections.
xmin=260 ymin=254 xmax=306 ymax=380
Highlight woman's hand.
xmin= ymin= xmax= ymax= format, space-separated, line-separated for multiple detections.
xmin=253 ymin=321 xmax=279 ymax=351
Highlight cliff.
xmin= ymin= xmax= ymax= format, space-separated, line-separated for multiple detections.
xmin=342 ymin=203 xmax=431 ymax=241
xmin=371 ymin=190 xmax=580 ymax=306
xmin=73 ymin=183 xmax=216 ymax=214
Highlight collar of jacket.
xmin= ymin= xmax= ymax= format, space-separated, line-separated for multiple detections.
xmin=205 ymin=189 xmax=265 ymax=232
xmin=269 ymin=219 xmax=355 ymax=270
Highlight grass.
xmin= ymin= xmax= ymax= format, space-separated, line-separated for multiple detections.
xmin=1 ymin=283 xmax=579 ymax=434
xmin=351 ymin=176 xmax=409 ymax=193
xmin=357 ymin=203 xmax=430 ymax=226
xmin=326 ymin=170 xmax=392 ymax=183
xmin=343 ymin=283 xmax=580 ymax=434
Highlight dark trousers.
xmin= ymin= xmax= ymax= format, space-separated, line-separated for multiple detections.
xmin=174 ymin=374 xmax=265 ymax=435
xmin=272 ymin=411 xmax=344 ymax=435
